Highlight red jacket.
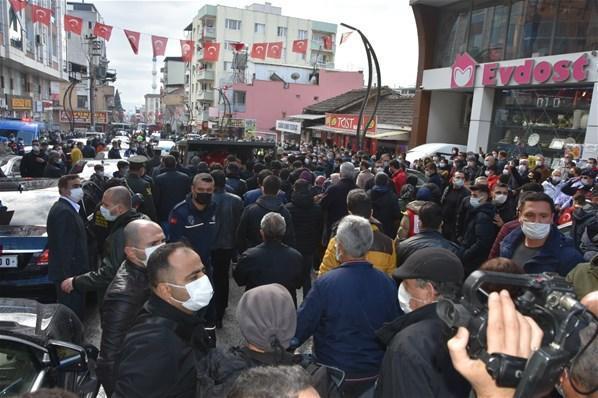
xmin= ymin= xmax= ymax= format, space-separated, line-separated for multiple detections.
xmin=392 ymin=169 xmax=407 ymax=194
xmin=488 ymin=219 xmax=520 ymax=259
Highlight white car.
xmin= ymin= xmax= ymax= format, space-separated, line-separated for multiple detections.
xmin=405 ymin=143 xmax=467 ymax=164
xmin=0 ymin=155 xmax=21 ymax=178
xmin=154 ymin=140 xmax=176 ymax=155
xmin=77 ymin=159 xmax=122 ymax=181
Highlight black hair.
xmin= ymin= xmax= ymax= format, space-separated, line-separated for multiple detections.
xmin=519 ymin=191 xmax=555 ymax=214
xmin=419 ymin=202 xmax=443 ymax=230
xmin=227 ymin=366 xmax=314 ymax=398
xmin=147 ymin=242 xmax=188 ymax=287
xmin=262 ymin=175 xmax=281 ymax=195
xmin=163 ymin=155 xmax=176 ymax=169
xmin=257 ymin=169 xmax=273 ymax=186
xmin=347 ymin=189 xmax=372 ymax=218
xmin=211 ymin=169 xmax=226 ymax=189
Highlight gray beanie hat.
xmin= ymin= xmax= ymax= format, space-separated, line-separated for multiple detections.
xmin=236 ymin=283 xmax=297 ymax=351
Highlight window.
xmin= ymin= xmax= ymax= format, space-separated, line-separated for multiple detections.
xmin=224 ymin=41 xmax=237 ymax=50
xmin=433 ymin=2 xmax=470 ymax=67
xmin=254 ymin=23 xmax=265 ymax=33
xmin=232 ymin=90 xmax=246 ymax=112
xmin=277 ymin=26 xmax=288 ymax=37
xmin=298 ymin=30 xmax=308 ymax=40
xmin=225 ymin=19 xmax=241 ymax=30
xmin=88 ymin=21 xmax=92 ymax=29
xmin=553 ymin=0 xmax=598 ymax=54
xmin=467 ymin=0 xmax=510 ymax=63
xmin=223 ymin=61 xmax=231 ymax=70
xmin=10 ymin=78 xmax=14 ymax=91
xmin=0 ymin=76 xmax=4 ymax=89
xmin=77 ymin=95 xmax=88 ymax=108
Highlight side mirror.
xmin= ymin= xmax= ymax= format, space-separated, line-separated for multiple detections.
xmin=47 ymin=340 xmax=88 ymax=371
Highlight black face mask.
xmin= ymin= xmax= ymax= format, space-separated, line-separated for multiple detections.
xmin=194 ymin=192 xmax=212 ymax=205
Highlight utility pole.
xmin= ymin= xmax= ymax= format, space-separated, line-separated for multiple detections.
xmin=86 ymin=34 xmax=102 ymax=131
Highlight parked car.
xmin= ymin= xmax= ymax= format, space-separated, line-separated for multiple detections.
xmin=0 ymin=155 xmax=21 ymax=178
xmin=0 ymin=298 xmax=99 ymax=397
xmin=405 ymin=143 xmax=467 ymax=164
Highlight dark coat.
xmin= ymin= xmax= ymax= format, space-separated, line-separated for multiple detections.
xmin=126 ymin=174 xmax=157 ymax=221
xmin=46 ymin=198 xmax=89 ymax=283
xmin=43 ymin=162 xmax=66 ymax=178
xmin=500 ymin=226 xmax=584 ymax=276
xmin=236 ymin=195 xmax=295 ymax=252
xmin=374 ymin=303 xmax=470 ymax=398
xmin=320 ymin=177 xmax=357 ymax=238
xmin=427 ymin=172 xmax=444 ymax=191
xmin=225 ymin=176 xmax=247 ymax=197
xmin=233 ymin=241 xmax=303 ymax=305
xmin=572 ymin=204 xmax=598 ymax=249
xmin=19 ymin=151 xmax=46 ymax=177
xmin=368 ymin=186 xmax=401 ymax=238
xmin=495 ymin=194 xmax=517 ymax=224
xmin=461 ymin=202 xmax=498 ymax=274
xmin=285 ymin=190 xmax=322 ymax=254
xmin=97 ymin=260 xmax=150 ymax=396
xmin=212 ymin=189 xmax=243 ymax=250
xmin=295 ymin=261 xmax=399 ymax=377
xmin=154 ymin=169 xmax=191 ymax=222
xmin=113 ymin=294 xmax=208 ymax=398
xmin=441 ymin=185 xmax=470 ymax=241
xmin=397 ymin=230 xmax=462 ymax=266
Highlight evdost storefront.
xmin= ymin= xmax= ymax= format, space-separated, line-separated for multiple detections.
xmin=410 ymin=0 xmax=598 ymax=161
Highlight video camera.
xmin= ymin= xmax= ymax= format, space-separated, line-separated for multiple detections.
xmin=437 ymin=271 xmax=597 ymax=398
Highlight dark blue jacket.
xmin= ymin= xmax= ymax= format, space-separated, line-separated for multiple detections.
xmin=500 ymin=226 xmax=584 ymax=276
xmin=168 ymin=195 xmax=217 ymax=268
xmin=294 ymin=261 xmax=399 ymax=377
xmin=242 ymin=188 xmax=287 ymax=206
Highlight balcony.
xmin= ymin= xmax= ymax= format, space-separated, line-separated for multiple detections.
xmin=197 ymin=69 xmax=215 ymax=81
xmin=202 ymin=27 xmax=216 ymax=39
xmin=311 ymin=40 xmax=335 ymax=52
xmin=197 ymin=90 xmax=214 ymax=102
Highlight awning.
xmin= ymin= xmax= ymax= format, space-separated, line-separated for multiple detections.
xmin=288 ymin=114 xmax=326 ymax=120
xmin=374 ymin=131 xmax=410 ymax=141
xmin=307 ymin=125 xmax=409 ymax=141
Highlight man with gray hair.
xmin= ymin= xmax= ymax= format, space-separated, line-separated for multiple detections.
xmin=320 ymin=162 xmax=357 ymax=241
xmin=234 ymin=212 xmax=303 ymax=305
xmin=294 ymin=215 xmax=399 ymax=396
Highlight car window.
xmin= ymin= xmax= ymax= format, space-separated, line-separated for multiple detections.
xmin=11 ymin=159 xmax=20 ymax=174
xmin=0 ymin=340 xmax=42 ymax=395
xmin=0 ymin=179 xmax=59 ymax=226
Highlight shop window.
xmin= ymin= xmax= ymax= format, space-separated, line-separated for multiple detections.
xmin=489 ymin=86 xmax=593 ymax=162
xmin=467 ymin=0 xmax=510 ymax=63
xmin=77 ymin=95 xmax=88 ymax=109
xmin=433 ymin=2 xmax=470 ymax=67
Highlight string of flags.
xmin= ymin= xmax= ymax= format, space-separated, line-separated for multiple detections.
xmin=9 ymin=0 xmax=353 ymax=63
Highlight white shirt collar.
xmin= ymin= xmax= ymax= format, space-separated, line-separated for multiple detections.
xmin=60 ymin=195 xmax=80 ymax=213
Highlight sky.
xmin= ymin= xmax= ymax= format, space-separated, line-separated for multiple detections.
xmin=90 ymin=0 xmax=419 ymax=112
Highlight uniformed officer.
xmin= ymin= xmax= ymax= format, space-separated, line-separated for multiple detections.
xmin=126 ymin=155 xmax=158 ymax=221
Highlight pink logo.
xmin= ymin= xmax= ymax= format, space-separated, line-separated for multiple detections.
xmin=451 ymin=53 xmax=477 ymax=89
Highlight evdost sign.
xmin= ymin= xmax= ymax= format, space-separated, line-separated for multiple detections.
xmin=451 ymin=52 xmax=591 ymax=89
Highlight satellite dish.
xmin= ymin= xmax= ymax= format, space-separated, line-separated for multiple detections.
xmin=290 ymin=72 xmax=300 ymax=81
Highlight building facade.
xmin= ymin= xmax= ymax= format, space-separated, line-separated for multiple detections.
xmin=0 ymin=0 xmax=67 ymax=125
xmin=144 ymin=93 xmax=160 ymax=125
xmin=160 ymin=57 xmax=187 ymax=133
xmin=185 ymin=2 xmax=337 ymax=124
xmin=410 ymin=0 xmax=598 ymax=163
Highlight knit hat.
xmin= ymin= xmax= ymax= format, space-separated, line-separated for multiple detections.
xmin=416 ymin=186 xmax=432 ymax=201
xmin=236 ymin=284 xmax=296 ymax=351
xmin=299 ymin=170 xmax=314 ymax=184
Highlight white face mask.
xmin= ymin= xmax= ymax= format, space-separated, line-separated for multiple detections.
xmin=552 ymin=176 xmax=561 ymax=183
xmin=100 ymin=205 xmax=118 ymax=222
xmin=397 ymin=282 xmax=427 ymax=314
xmin=453 ymin=178 xmax=464 ymax=188
xmin=143 ymin=243 xmax=164 ymax=265
xmin=521 ymin=221 xmax=551 ymax=240
xmin=493 ymin=194 xmax=508 ymax=205
xmin=484 ymin=170 xmax=491 ymax=177
xmin=503 ymin=169 xmax=510 ymax=175
xmin=470 ymin=197 xmax=482 ymax=208
xmin=518 ymin=165 xmax=528 ymax=174
xmin=168 ymin=275 xmax=214 ymax=311
xmin=69 ymin=187 xmax=84 ymax=203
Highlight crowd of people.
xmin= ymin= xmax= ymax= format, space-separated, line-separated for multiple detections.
xmin=32 ymin=140 xmax=598 ymax=397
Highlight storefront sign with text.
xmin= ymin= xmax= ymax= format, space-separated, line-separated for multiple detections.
xmin=451 ymin=52 xmax=591 ymax=89
xmin=325 ymin=113 xmax=377 ymax=132
xmin=60 ymin=111 xmax=108 ymax=124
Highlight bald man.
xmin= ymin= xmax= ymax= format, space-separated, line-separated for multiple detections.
xmin=97 ymin=220 xmax=165 ymax=396
xmin=61 ymin=186 xmax=148 ymax=299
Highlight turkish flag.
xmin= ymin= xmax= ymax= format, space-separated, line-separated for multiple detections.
xmin=292 ymin=39 xmax=308 ymax=54
xmin=267 ymin=42 xmax=283 ymax=59
xmin=8 ymin=0 xmax=27 ymax=13
xmin=323 ymin=36 xmax=333 ymax=50
xmin=152 ymin=35 xmax=168 ymax=57
xmin=251 ymin=43 xmax=267 ymax=60
xmin=203 ymin=42 xmax=220 ymax=62
xmin=64 ymin=15 xmax=83 ymax=35
xmin=31 ymin=5 xmax=52 ymax=26
xmin=180 ymin=40 xmax=194 ymax=62
xmin=124 ymin=30 xmax=140 ymax=54
xmin=94 ymin=22 xmax=113 ymax=41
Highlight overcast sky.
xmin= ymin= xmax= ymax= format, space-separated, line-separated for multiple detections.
xmin=91 ymin=0 xmax=419 ymax=112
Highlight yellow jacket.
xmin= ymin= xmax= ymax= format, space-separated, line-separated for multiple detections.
xmin=70 ymin=147 xmax=83 ymax=165
xmin=319 ymin=224 xmax=397 ymax=277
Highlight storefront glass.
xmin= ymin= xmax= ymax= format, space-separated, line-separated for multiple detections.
xmin=433 ymin=3 xmax=470 ymax=67
xmin=468 ymin=0 xmax=510 ymax=62
xmin=553 ymin=0 xmax=598 ymax=55
xmin=489 ymin=86 xmax=593 ymax=162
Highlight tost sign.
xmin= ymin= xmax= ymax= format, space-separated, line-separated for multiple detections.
xmin=451 ymin=52 xmax=591 ymax=89
xmin=9 ymin=96 xmax=33 ymax=110
xmin=325 ymin=113 xmax=377 ymax=132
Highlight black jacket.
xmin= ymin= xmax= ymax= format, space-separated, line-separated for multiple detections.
xmin=320 ymin=177 xmax=357 ymax=237
xmin=285 ymin=190 xmax=322 ymax=254
xmin=461 ymin=202 xmax=498 ymax=274
xmin=397 ymin=230 xmax=462 ymax=266
xmin=43 ymin=162 xmax=66 ymax=178
xmin=19 ymin=151 xmax=46 ymax=177
xmin=233 ymin=241 xmax=303 ymax=305
xmin=236 ymin=195 xmax=296 ymax=252
xmin=47 ymin=198 xmax=89 ymax=283
xmin=368 ymin=186 xmax=401 ymax=238
xmin=441 ymin=185 xmax=470 ymax=241
xmin=225 ymin=176 xmax=247 ymax=197
xmin=374 ymin=303 xmax=470 ymax=398
xmin=113 ymin=294 xmax=208 ymax=398
xmin=572 ymin=204 xmax=598 ymax=249
xmin=495 ymin=195 xmax=517 ymax=224
xmin=212 ymin=189 xmax=244 ymax=250
xmin=97 ymin=260 xmax=150 ymax=395
xmin=154 ymin=169 xmax=191 ymax=222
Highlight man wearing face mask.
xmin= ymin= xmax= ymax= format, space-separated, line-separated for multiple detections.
xmin=375 ymin=248 xmax=469 ymax=398
xmin=492 ymin=183 xmax=516 ymax=228
xmin=441 ymin=171 xmax=471 ymax=241
xmin=126 ymin=155 xmax=158 ymax=221
xmin=43 ymin=150 xmax=67 ymax=178
xmin=500 ymin=192 xmax=583 ymax=275
xmin=47 ymin=175 xmax=89 ymax=319
xmin=459 ymin=184 xmax=498 ymax=275
xmin=20 ymin=139 xmax=47 ymax=177
xmin=97 ymin=220 xmax=165 ymax=396
xmin=562 ymin=170 xmax=596 ymax=201
xmin=113 ymin=243 xmax=213 ymax=398
xmin=464 ymin=155 xmax=481 ymax=184
xmin=543 ymin=169 xmax=566 ymax=202
xmin=61 ymin=187 xmax=147 ymax=300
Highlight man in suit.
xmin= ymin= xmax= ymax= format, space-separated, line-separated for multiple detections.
xmin=153 ymin=155 xmax=190 ymax=229
xmin=47 ymin=174 xmax=89 ymax=319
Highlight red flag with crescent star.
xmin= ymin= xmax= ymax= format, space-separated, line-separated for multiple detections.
xmin=64 ymin=15 xmax=83 ymax=35
xmin=93 ymin=22 xmax=113 ymax=41
xmin=151 ymin=35 xmax=168 ymax=57
xmin=251 ymin=43 xmax=267 ymax=60
xmin=266 ymin=42 xmax=283 ymax=59
xmin=203 ymin=41 xmax=220 ymax=62
xmin=8 ymin=0 xmax=27 ymax=13
xmin=292 ymin=39 xmax=307 ymax=54
xmin=31 ymin=5 xmax=52 ymax=26
xmin=124 ymin=30 xmax=140 ymax=54
xmin=180 ymin=40 xmax=194 ymax=62
xmin=323 ymin=35 xmax=333 ymax=50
